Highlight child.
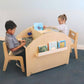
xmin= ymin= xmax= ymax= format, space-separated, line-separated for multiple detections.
xmin=44 ymin=14 xmax=68 ymax=35
xmin=5 ymin=20 xmax=26 ymax=70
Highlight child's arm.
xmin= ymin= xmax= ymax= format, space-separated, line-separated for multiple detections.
xmin=44 ymin=25 xmax=64 ymax=32
xmin=43 ymin=25 xmax=58 ymax=30
xmin=10 ymin=42 xmax=26 ymax=52
xmin=18 ymin=40 xmax=25 ymax=43
xmin=17 ymin=38 xmax=25 ymax=43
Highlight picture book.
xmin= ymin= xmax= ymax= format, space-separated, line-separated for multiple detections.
xmin=58 ymin=40 xmax=66 ymax=48
xmin=34 ymin=23 xmax=44 ymax=31
xmin=48 ymin=41 xmax=57 ymax=50
xmin=22 ymin=37 xmax=33 ymax=47
xmin=38 ymin=45 xmax=48 ymax=53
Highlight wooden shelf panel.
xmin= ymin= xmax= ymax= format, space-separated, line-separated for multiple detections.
xmin=36 ymin=47 xmax=67 ymax=57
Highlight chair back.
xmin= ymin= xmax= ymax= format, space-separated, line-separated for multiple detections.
xmin=68 ymin=29 xmax=78 ymax=45
xmin=3 ymin=42 xmax=9 ymax=59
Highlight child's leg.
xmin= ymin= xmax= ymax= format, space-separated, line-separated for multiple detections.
xmin=19 ymin=47 xmax=26 ymax=69
xmin=16 ymin=47 xmax=26 ymax=70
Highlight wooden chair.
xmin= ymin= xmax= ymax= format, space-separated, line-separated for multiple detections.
xmin=68 ymin=29 xmax=78 ymax=59
xmin=3 ymin=42 xmax=25 ymax=72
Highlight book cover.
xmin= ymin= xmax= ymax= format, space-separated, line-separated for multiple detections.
xmin=48 ymin=41 xmax=57 ymax=50
xmin=34 ymin=23 xmax=43 ymax=31
xmin=58 ymin=40 xmax=66 ymax=48
xmin=38 ymin=45 xmax=48 ymax=53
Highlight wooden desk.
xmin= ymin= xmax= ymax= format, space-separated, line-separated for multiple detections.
xmin=16 ymin=26 xmax=72 ymax=76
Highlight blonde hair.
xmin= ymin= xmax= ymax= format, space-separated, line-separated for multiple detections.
xmin=58 ymin=14 xmax=67 ymax=21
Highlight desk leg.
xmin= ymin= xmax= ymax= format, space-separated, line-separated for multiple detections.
xmin=26 ymin=72 xmax=31 ymax=77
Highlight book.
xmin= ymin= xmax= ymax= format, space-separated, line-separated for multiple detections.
xmin=22 ymin=37 xmax=33 ymax=47
xmin=38 ymin=45 xmax=48 ymax=53
xmin=34 ymin=23 xmax=43 ymax=31
xmin=58 ymin=40 xmax=66 ymax=48
xmin=48 ymin=41 xmax=57 ymax=50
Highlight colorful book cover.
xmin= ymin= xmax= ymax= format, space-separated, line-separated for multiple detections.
xmin=34 ymin=23 xmax=43 ymax=31
xmin=58 ymin=40 xmax=66 ymax=48
xmin=38 ymin=45 xmax=48 ymax=53
xmin=48 ymin=41 xmax=57 ymax=50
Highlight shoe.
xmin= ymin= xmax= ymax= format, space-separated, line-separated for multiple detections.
xmin=16 ymin=62 xmax=21 ymax=68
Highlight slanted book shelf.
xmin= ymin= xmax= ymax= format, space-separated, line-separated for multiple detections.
xmin=36 ymin=47 xmax=67 ymax=57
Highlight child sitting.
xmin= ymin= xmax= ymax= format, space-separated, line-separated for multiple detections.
xmin=44 ymin=14 xmax=68 ymax=35
xmin=5 ymin=20 xmax=26 ymax=70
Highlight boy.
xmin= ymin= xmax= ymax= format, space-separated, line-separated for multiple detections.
xmin=5 ymin=20 xmax=26 ymax=70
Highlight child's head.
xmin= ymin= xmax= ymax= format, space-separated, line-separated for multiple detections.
xmin=5 ymin=20 xmax=17 ymax=35
xmin=58 ymin=14 xmax=67 ymax=24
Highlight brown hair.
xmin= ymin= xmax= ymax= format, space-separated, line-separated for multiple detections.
xmin=58 ymin=14 xmax=67 ymax=21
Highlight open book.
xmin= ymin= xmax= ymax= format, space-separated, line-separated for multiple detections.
xmin=22 ymin=37 xmax=33 ymax=47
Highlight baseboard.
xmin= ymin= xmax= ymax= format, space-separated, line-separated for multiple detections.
xmin=77 ymin=44 xmax=84 ymax=50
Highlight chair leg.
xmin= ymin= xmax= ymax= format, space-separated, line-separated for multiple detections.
xmin=19 ymin=59 xmax=25 ymax=72
xmin=74 ymin=47 xmax=78 ymax=59
xmin=3 ymin=60 xmax=8 ymax=71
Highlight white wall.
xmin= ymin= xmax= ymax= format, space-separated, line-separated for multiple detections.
xmin=0 ymin=0 xmax=84 ymax=44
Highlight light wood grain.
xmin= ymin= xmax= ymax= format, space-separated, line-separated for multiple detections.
xmin=16 ymin=27 xmax=72 ymax=76
xmin=68 ymin=29 xmax=78 ymax=59
xmin=36 ymin=47 xmax=67 ymax=57
xmin=3 ymin=42 xmax=25 ymax=72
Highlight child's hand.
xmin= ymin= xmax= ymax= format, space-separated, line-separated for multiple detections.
xmin=21 ymin=40 xmax=26 ymax=42
xmin=43 ymin=25 xmax=46 ymax=29
xmin=43 ymin=25 xmax=48 ymax=29
xmin=19 ymin=40 xmax=26 ymax=43
xmin=21 ymin=42 xmax=26 ymax=46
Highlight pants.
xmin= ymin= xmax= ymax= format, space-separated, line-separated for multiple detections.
xmin=16 ymin=47 xmax=26 ymax=71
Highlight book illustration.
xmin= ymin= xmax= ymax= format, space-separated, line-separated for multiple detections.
xmin=22 ymin=37 xmax=33 ymax=47
xmin=48 ymin=41 xmax=57 ymax=50
xmin=38 ymin=45 xmax=48 ymax=53
xmin=60 ymin=42 xmax=65 ymax=47
xmin=58 ymin=40 xmax=66 ymax=48
xmin=34 ymin=23 xmax=43 ymax=31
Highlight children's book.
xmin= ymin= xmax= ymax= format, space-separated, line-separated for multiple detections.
xmin=48 ymin=41 xmax=57 ymax=50
xmin=38 ymin=45 xmax=48 ymax=53
xmin=22 ymin=37 xmax=33 ymax=47
xmin=58 ymin=40 xmax=66 ymax=48
xmin=34 ymin=23 xmax=43 ymax=31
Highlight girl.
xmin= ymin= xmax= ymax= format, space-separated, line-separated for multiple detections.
xmin=44 ymin=14 xmax=68 ymax=35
